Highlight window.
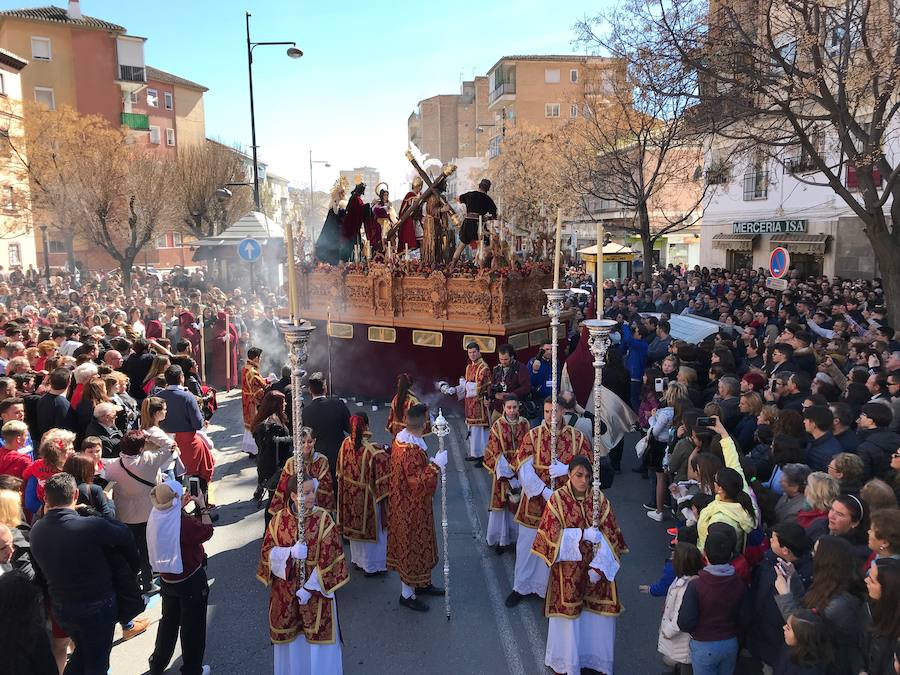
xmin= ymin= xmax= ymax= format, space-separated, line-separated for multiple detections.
xmin=33 ymin=87 xmax=55 ymax=110
xmin=7 ymin=244 xmax=20 ymax=267
xmin=47 ymin=240 xmax=66 ymax=254
xmin=570 ymin=69 xmax=579 ymax=83
xmin=743 ymin=156 xmax=769 ymax=200
xmin=0 ymin=73 xmax=5 ymax=96
xmin=149 ymin=125 xmax=160 ymax=144
xmin=156 ymin=232 xmax=183 ymax=248
xmin=570 ymin=104 xmax=578 ymax=118
xmin=164 ymin=92 xmax=173 ymax=110
xmin=31 ymin=37 xmax=51 ymax=61
xmin=129 ymin=91 xmax=138 ymax=104
xmin=545 ymin=103 xmax=560 ymax=118
xmin=147 ymin=88 xmax=158 ymax=107
xmin=544 ymin=68 xmax=561 ymax=84
xmin=2 ymin=186 xmax=13 ymax=210
xmin=165 ymin=128 xmax=175 ymax=146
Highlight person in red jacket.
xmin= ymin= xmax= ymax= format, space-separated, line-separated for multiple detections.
xmin=0 ymin=420 xmax=31 ymax=478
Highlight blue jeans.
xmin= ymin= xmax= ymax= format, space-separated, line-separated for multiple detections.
xmin=689 ymin=637 xmax=738 ymax=675
xmin=53 ymin=595 xmax=118 ymax=675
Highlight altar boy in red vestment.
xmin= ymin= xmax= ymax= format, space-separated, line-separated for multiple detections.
xmin=241 ymin=346 xmax=267 ymax=458
xmin=482 ymin=394 xmax=530 ymax=553
xmin=386 ymin=403 xmax=447 ymax=612
xmin=257 ymin=473 xmax=349 ymax=675
xmin=532 ymin=456 xmax=627 ymax=675
xmin=506 ymin=398 xmax=591 ymax=607
xmin=268 ymin=428 xmax=335 ymax=528
xmin=440 ymin=342 xmax=491 ymax=466
xmin=336 ymin=414 xmax=390 ymax=575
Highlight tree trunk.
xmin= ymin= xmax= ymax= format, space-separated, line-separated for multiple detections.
xmin=119 ymin=254 xmax=136 ymax=295
xmin=638 ymin=203 xmax=653 ymax=283
xmin=870 ymin=232 xmax=900 ymax=327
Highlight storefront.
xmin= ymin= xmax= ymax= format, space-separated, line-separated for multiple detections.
xmin=702 ymin=218 xmax=843 ymax=277
xmin=577 ymin=243 xmax=635 ymax=282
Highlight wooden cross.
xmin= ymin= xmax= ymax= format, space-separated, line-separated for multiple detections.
xmin=384 ymin=152 xmax=459 ymax=243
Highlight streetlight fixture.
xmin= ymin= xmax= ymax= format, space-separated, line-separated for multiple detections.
xmin=245 ymin=11 xmax=302 ymax=211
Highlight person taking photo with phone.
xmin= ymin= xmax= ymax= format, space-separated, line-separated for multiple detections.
xmin=146 ymin=479 xmax=214 ymax=675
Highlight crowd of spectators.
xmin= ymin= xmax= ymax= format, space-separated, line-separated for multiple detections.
xmin=0 ymin=264 xmax=287 ymax=674
xmin=575 ymin=264 xmax=900 ymax=675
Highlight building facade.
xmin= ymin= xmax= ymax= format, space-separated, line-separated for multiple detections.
xmin=408 ymin=76 xmax=490 ymax=165
xmin=0 ymin=48 xmax=35 ymax=272
xmin=339 ymin=166 xmax=381 ymax=192
xmin=698 ymin=135 xmax=890 ymax=279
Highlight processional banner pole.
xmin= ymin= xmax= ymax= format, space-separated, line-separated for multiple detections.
xmin=583 ymin=319 xmax=617 ymax=532
xmin=433 ymin=409 xmax=451 ymax=620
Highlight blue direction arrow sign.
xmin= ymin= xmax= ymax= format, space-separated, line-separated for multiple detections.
xmin=238 ymin=237 xmax=262 ymax=263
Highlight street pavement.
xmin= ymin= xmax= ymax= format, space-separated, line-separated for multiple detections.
xmin=110 ymin=391 xmax=671 ymax=675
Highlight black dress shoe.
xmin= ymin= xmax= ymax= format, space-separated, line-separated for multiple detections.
xmin=399 ymin=595 xmax=429 ymax=612
xmin=494 ymin=544 xmax=505 ymax=555
xmin=505 ymin=590 xmax=525 ymax=607
xmin=464 ymin=456 xmax=479 ymax=462
xmin=473 ymin=458 xmax=484 ymax=468
xmin=416 ymin=584 xmax=445 ymax=596
xmin=363 ymin=570 xmax=386 ymax=578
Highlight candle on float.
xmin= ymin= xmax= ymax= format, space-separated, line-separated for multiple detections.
xmin=596 ymin=221 xmax=604 ymax=315
xmin=553 ymin=208 xmax=562 ymax=288
xmin=283 ymin=218 xmax=299 ymax=324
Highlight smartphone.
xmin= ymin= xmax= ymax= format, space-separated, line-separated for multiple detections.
xmin=188 ymin=476 xmax=201 ymax=498
xmin=769 ymin=379 xmax=778 ymax=392
xmin=655 ymin=378 xmax=666 ymax=393
xmin=696 ymin=416 xmax=715 ymax=427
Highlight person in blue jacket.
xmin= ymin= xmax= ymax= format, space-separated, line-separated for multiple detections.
xmin=621 ymin=322 xmax=651 ymax=411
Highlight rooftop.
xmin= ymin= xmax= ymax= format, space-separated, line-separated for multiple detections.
xmin=487 ymin=54 xmax=613 ymax=72
xmin=146 ymin=66 xmax=208 ymax=93
xmin=0 ymin=5 xmax=125 ymax=32
xmin=0 ymin=47 xmax=28 ymax=70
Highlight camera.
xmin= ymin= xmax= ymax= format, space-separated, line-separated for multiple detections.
xmin=696 ymin=416 xmax=715 ymax=427
xmin=188 ymin=476 xmax=201 ymax=498
xmin=654 ymin=377 xmax=667 ymax=393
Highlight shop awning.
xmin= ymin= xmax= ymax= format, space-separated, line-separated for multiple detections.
xmin=769 ymin=233 xmax=830 ymax=255
xmin=711 ymin=233 xmax=757 ymax=251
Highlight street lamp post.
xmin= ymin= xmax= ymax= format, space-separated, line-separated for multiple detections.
xmin=39 ymin=224 xmax=50 ymax=280
xmin=308 ymin=150 xmax=330 ymax=240
xmin=245 ymin=11 xmax=302 ymax=211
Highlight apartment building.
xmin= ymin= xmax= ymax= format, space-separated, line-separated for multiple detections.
xmin=0 ymin=48 xmax=35 ymax=271
xmin=484 ymin=55 xmax=619 ymax=159
xmin=339 ymin=166 xmax=381 ymax=192
xmin=699 ymin=134 xmax=890 ymax=278
xmin=0 ymin=2 xmax=210 ymax=272
xmin=408 ymin=76 xmax=490 ymax=165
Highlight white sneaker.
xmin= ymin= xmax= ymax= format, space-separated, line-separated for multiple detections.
xmin=647 ymin=510 xmax=664 ymax=522
xmin=201 ymin=667 xmax=210 ymax=675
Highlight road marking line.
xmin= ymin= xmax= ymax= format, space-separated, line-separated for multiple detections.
xmin=448 ymin=423 xmax=542 ymax=675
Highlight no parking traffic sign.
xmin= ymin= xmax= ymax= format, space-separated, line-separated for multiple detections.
xmin=769 ymin=246 xmax=790 ymax=279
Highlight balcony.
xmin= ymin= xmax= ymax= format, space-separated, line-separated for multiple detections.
xmin=489 ymin=82 xmax=516 ymax=106
xmin=120 ymin=112 xmax=149 ymax=131
xmin=118 ymin=64 xmax=146 ymax=83
xmin=705 ymin=164 xmax=730 ymax=185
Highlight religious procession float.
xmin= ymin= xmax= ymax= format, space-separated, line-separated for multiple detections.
xmin=282 ymin=152 xmax=580 ymax=400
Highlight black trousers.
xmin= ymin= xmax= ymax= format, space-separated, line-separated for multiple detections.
xmin=126 ymin=522 xmax=153 ymax=592
xmin=149 ymin=567 xmax=209 ymax=675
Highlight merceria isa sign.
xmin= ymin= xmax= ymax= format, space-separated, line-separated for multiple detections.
xmin=731 ymin=219 xmax=808 ymax=234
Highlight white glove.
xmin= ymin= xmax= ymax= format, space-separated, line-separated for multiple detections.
xmin=296 ymin=587 xmax=312 ymax=605
xmin=548 ymin=460 xmax=569 ymax=479
xmin=495 ymin=454 xmax=514 ymax=479
xmin=508 ymin=478 xmax=521 ymax=489
xmin=582 ymin=527 xmax=601 ymax=544
xmin=541 ymin=487 xmax=553 ymax=501
xmin=431 ymin=450 xmax=448 ymax=469
xmin=439 ymin=382 xmax=452 ymax=395
xmin=588 ymin=569 xmax=602 ymax=584
xmin=290 ymin=541 xmax=308 ymax=560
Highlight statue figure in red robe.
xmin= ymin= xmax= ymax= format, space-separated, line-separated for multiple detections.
xmin=532 ymin=456 xmax=627 ymax=675
xmin=385 ymin=403 xmax=447 ymax=612
xmin=505 ymin=398 xmax=591 ymax=607
xmin=396 ymin=177 xmax=422 ymax=253
xmin=339 ymin=182 xmax=367 ymax=262
xmin=482 ymin=395 xmax=530 ymax=552
xmin=210 ymin=311 xmax=239 ymax=390
xmin=257 ymin=474 xmax=349 ymax=674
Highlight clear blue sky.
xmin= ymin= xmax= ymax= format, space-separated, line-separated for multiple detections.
xmin=2 ymin=0 xmax=609 ymax=191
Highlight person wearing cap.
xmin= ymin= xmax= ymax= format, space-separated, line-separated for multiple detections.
xmin=146 ymin=480 xmax=213 ymax=675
